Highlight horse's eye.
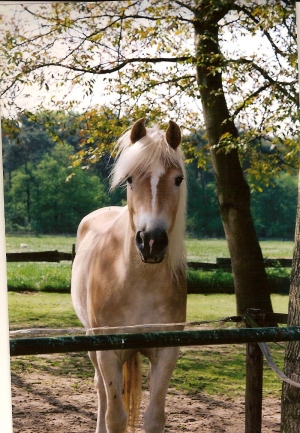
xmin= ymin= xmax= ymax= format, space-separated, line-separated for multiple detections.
xmin=175 ymin=176 xmax=183 ymax=186
xmin=127 ymin=177 xmax=133 ymax=186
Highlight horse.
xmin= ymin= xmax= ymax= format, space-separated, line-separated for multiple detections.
xmin=71 ymin=118 xmax=187 ymax=433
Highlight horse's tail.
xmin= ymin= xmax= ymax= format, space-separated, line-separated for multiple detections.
xmin=123 ymin=352 xmax=142 ymax=433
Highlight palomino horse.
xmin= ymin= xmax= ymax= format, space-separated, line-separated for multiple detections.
xmin=71 ymin=118 xmax=187 ymax=433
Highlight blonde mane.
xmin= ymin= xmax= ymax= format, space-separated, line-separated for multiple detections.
xmin=111 ymin=125 xmax=187 ymax=274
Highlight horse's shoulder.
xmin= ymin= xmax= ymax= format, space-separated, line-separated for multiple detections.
xmin=77 ymin=206 xmax=125 ymax=244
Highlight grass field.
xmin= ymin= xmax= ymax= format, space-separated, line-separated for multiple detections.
xmin=6 ymin=234 xmax=295 ymax=258
xmin=186 ymin=238 xmax=294 ymax=261
xmin=5 ymin=236 xmax=293 ymax=293
xmin=8 ymin=292 xmax=289 ymax=331
xmin=7 ymin=235 xmax=290 ymax=398
xmin=6 ymin=234 xmax=76 ymax=252
xmin=9 ymin=291 xmax=288 ymax=398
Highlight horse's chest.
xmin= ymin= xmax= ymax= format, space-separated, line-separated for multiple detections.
xmin=99 ymin=277 xmax=182 ymax=326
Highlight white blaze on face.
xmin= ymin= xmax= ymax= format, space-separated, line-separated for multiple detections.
xmin=149 ymin=239 xmax=154 ymax=254
xmin=150 ymin=162 xmax=165 ymax=213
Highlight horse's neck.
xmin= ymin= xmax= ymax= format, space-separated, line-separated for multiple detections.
xmin=120 ymin=208 xmax=136 ymax=262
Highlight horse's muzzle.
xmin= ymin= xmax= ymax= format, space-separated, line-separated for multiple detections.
xmin=135 ymin=228 xmax=168 ymax=263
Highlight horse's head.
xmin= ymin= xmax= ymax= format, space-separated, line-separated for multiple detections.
xmin=113 ymin=118 xmax=185 ymax=264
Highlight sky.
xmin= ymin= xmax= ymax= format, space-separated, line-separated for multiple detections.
xmin=0 ymin=1 xmax=118 ymax=116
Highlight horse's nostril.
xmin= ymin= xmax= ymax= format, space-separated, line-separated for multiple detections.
xmin=136 ymin=231 xmax=144 ymax=249
xmin=158 ymin=231 xmax=168 ymax=251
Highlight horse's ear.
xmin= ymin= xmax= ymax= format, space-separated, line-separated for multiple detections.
xmin=130 ymin=118 xmax=147 ymax=144
xmin=166 ymin=120 xmax=181 ymax=149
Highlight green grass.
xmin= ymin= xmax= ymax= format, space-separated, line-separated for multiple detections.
xmin=187 ymin=269 xmax=234 ymax=294
xmin=7 ymin=262 xmax=71 ymax=292
xmin=185 ymin=238 xmax=230 ymax=262
xmin=6 ymin=234 xmax=75 ymax=292
xmin=185 ymin=237 xmax=292 ymax=294
xmin=10 ymin=342 xmax=285 ymax=398
xmin=6 ymin=234 xmax=76 ymax=253
xmin=187 ymin=267 xmax=291 ymax=295
xmin=175 ymin=292 xmax=287 ymax=397
xmin=8 ymin=292 xmax=80 ymax=330
xmin=11 ymin=352 xmax=93 ymax=381
xmin=171 ymin=346 xmax=248 ymax=396
xmin=187 ymin=293 xmax=288 ymax=322
xmin=185 ymin=238 xmax=294 ymax=262
xmin=8 ymin=292 xmax=289 ymax=331
xmin=171 ymin=342 xmax=285 ymax=397
xmin=7 ymin=235 xmax=291 ymax=401
xmin=7 ymin=236 xmax=291 ymax=400
xmin=9 ymin=292 xmax=288 ymax=398
xmin=7 ymin=264 xmax=290 ymax=295
xmin=5 ymin=236 xmax=293 ymax=293
xmin=7 ymin=235 xmax=293 ymax=259
xmin=259 ymin=239 xmax=294 ymax=259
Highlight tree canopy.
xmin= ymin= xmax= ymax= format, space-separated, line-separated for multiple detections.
xmin=2 ymin=110 xmax=297 ymax=237
xmin=3 ymin=112 xmax=111 ymax=233
xmin=0 ymin=1 xmax=298 ymax=183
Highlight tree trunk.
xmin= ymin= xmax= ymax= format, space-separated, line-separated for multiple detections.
xmin=193 ymin=0 xmax=273 ymax=316
xmin=280 ymin=169 xmax=300 ymax=432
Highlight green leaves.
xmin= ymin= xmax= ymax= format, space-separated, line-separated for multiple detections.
xmin=0 ymin=1 xmax=298 ymax=186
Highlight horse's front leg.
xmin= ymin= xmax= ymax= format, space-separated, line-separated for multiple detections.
xmin=89 ymin=351 xmax=107 ymax=433
xmin=97 ymin=350 xmax=127 ymax=433
xmin=144 ymin=346 xmax=180 ymax=433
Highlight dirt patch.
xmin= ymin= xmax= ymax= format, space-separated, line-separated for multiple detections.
xmin=11 ymin=369 xmax=281 ymax=433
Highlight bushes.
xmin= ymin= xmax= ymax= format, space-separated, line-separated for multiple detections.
xmin=187 ymin=269 xmax=234 ymax=294
xmin=187 ymin=268 xmax=291 ymax=295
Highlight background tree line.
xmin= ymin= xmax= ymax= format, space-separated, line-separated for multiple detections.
xmin=2 ymin=110 xmax=297 ymax=238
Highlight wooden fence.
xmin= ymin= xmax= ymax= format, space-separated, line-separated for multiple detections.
xmin=188 ymin=257 xmax=292 ymax=270
xmin=6 ymin=245 xmax=75 ymax=263
xmin=6 ymin=246 xmax=292 ymax=270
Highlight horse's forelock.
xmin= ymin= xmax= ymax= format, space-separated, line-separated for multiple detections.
xmin=111 ymin=126 xmax=184 ymax=190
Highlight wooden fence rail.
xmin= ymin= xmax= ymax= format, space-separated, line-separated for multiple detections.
xmin=188 ymin=257 xmax=292 ymax=270
xmin=6 ymin=251 xmax=73 ymax=263
xmin=6 ymin=246 xmax=292 ymax=270
xmin=6 ymin=245 xmax=76 ymax=263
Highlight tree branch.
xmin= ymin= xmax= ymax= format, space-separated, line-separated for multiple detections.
xmin=25 ymin=56 xmax=194 ymax=76
xmin=231 ymin=82 xmax=273 ymax=118
xmin=233 ymin=3 xmax=296 ymax=60
xmin=229 ymin=57 xmax=298 ymax=106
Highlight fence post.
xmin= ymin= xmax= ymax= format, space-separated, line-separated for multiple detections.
xmin=245 ymin=308 xmax=265 ymax=433
xmin=72 ymin=244 xmax=76 ymax=263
